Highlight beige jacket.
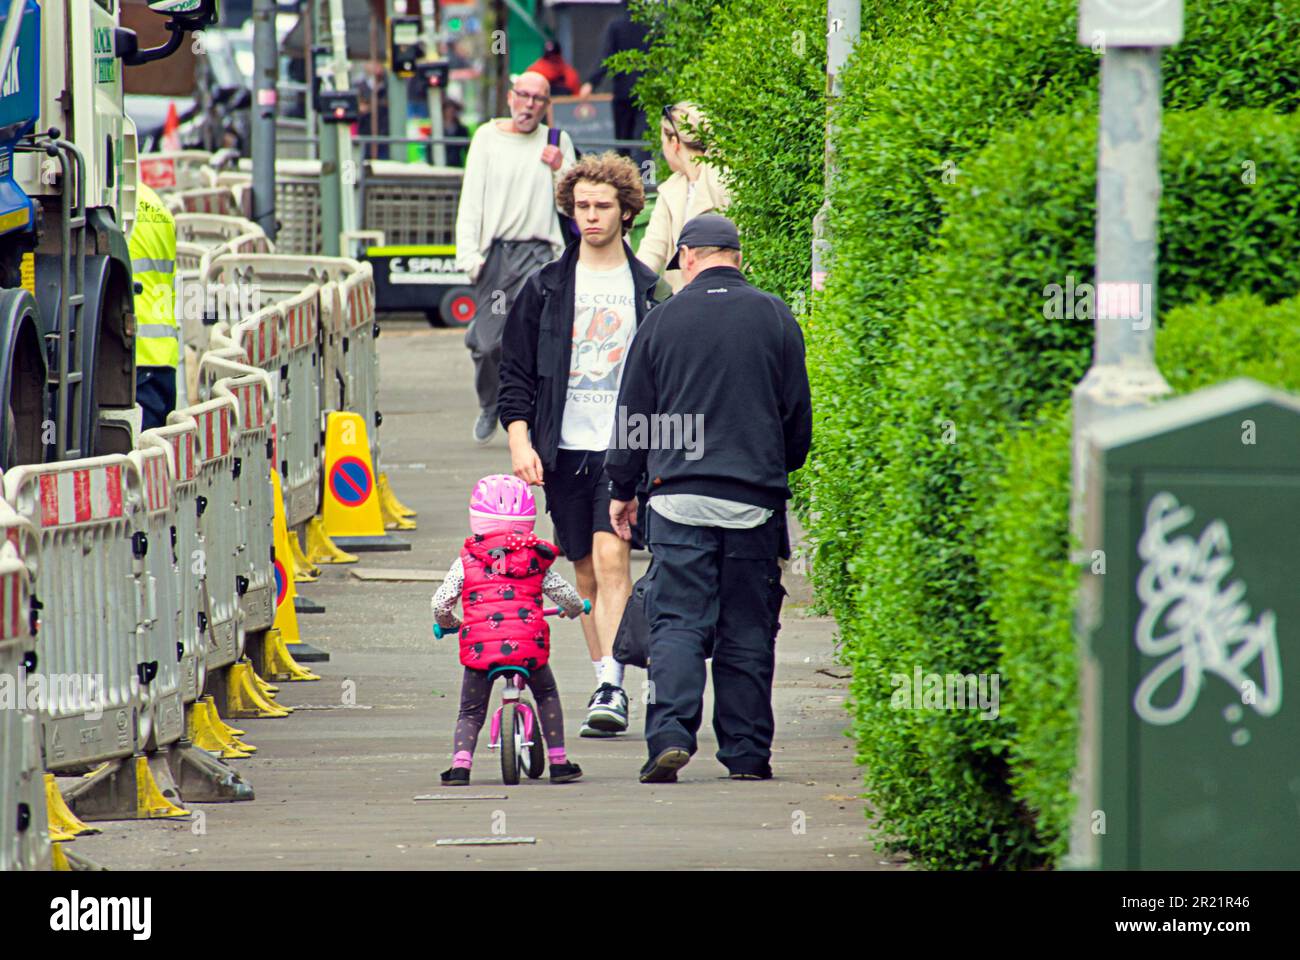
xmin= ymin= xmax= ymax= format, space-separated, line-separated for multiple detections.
xmin=636 ymin=160 xmax=732 ymax=296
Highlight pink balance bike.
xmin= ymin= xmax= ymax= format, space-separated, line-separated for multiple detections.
xmin=434 ymin=599 xmax=590 ymax=785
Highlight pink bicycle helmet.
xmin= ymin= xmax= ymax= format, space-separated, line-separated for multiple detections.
xmin=469 ymin=474 xmax=537 ymax=535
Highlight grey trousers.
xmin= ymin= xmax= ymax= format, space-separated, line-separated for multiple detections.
xmin=465 ymin=239 xmax=554 ymax=414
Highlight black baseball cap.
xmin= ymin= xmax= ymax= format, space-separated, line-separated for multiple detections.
xmin=666 ymin=214 xmax=741 ymax=270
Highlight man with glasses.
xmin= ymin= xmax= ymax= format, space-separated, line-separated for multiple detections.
xmin=456 ymin=71 xmax=577 ymax=444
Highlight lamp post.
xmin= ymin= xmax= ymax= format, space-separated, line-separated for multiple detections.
xmin=810 ymin=0 xmax=859 ymax=294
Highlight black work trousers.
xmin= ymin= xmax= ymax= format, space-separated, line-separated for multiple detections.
xmin=643 ymin=507 xmax=788 ymax=777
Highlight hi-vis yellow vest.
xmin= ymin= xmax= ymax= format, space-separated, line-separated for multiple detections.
xmin=130 ymin=183 xmax=179 ymax=368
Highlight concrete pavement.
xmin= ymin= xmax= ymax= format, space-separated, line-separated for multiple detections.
xmin=69 ymin=321 xmax=901 ymax=870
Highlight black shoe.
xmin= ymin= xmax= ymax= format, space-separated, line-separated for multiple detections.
xmin=550 ymin=761 xmax=583 ymax=783
xmin=728 ymin=769 xmax=772 ymax=781
xmin=440 ymin=767 xmax=470 ymax=786
xmin=639 ymin=746 xmax=690 ymax=783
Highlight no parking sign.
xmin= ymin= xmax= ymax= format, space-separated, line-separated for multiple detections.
xmin=329 ymin=455 xmax=373 ymax=507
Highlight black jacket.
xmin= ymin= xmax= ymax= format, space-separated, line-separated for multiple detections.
xmin=604 ymin=266 xmax=812 ymax=510
xmin=585 ymin=17 xmax=651 ymax=104
xmin=498 ymin=240 xmax=661 ymax=473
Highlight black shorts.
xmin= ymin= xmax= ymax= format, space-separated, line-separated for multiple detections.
xmin=544 ymin=448 xmax=645 ymax=562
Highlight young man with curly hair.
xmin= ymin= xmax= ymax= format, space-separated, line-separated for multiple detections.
xmin=499 ymin=152 xmax=660 ymax=737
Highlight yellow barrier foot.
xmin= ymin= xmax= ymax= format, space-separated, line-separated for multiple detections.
xmin=201 ymin=696 xmax=248 ymax=739
xmin=260 ymin=628 xmax=321 ymax=682
xmin=378 ymin=472 xmax=418 ymax=520
xmin=60 ymin=756 xmax=190 ymax=821
xmin=382 ymin=508 xmax=417 ymax=531
xmin=162 ymin=741 xmax=255 ymax=803
xmin=51 ymin=843 xmax=108 ymax=872
xmin=305 ymin=516 xmax=359 ymax=565
xmin=287 ymin=531 xmax=321 ymax=581
xmin=186 ymin=699 xmax=251 ymax=759
xmin=51 ymin=842 xmax=71 ymax=871
xmin=45 ymin=774 xmax=101 ymax=837
xmin=223 ymin=661 xmax=291 ymax=718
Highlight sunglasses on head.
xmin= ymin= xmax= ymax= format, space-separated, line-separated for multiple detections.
xmin=662 ymin=104 xmax=681 ymax=140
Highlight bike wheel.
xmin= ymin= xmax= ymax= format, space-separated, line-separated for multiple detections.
xmin=500 ymin=702 xmax=520 ymax=785
xmin=523 ymin=700 xmax=545 ymax=779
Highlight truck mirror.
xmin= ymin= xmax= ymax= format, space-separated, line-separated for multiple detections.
xmin=145 ymin=0 xmax=219 ymax=30
xmin=127 ymin=0 xmax=220 ymax=66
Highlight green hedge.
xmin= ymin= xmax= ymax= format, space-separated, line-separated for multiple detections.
xmin=842 ymin=104 xmax=1300 ymax=869
xmin=806 ymin=0 xmax=1300 ymax=622
xmin=981 ymin=294 xmax=1300 ymax=862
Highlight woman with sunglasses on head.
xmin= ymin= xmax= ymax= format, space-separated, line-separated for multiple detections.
xmin=635 ymin=102 xmax=732 ymax=297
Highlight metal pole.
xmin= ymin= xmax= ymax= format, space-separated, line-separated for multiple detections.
xmin=304 ymin=1 xmax=317 ymax=160
xmin=387 ymin=0 xmax=408 ymax=159
xmin=425 ymin=0 xmax=446 ymax=166
xmin=810 ymin=0 xmax=859 ymax=293
xmin=251 ymin=0 xmax=278 ymax=241
xmin=329 ymin=0 xmax=359 ymax=252
xmin=315 ymin=1 xmax=341 ymax=255
xmin=1070 ymin=5 xmax=1181 ymax=545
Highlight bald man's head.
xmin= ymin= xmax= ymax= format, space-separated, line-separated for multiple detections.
xmin=507 ymin=71 xmax=552 ymax=134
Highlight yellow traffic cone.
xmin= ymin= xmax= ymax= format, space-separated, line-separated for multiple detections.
xmin=319 ymin=411 xmax=411 ymax=552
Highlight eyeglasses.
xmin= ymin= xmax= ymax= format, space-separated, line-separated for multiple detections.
xmin=662 ymin=104 xmax=681 ymax=141
xmin=511 ymin=89 xmax=550 ymax=105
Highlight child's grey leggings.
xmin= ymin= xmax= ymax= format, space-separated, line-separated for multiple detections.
xmin=454 ymin=664 xmax=565 ymax=758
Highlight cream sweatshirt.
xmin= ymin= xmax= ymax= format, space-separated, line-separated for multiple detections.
xmin=454 ymin=120 xmax=577 ymax=282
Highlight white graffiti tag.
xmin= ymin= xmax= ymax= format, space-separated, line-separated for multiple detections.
xmin=1132 ymin=492 xmax=1281 ymax=726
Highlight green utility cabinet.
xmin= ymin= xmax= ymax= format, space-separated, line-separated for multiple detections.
xmin=1073 ymin=378 xmax=1300 ymax=869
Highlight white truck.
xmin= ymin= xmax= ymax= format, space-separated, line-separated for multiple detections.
xmin=0 ymin=0 xmax=216 ymax=468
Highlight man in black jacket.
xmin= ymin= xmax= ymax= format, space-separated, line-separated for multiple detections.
xmin=578 ymin=2 xmax=652 ymax=167
xmin=499 ymin=153 xmax=660 ymax=738
xmin=606 ymin=214 xmax=813 ymax=783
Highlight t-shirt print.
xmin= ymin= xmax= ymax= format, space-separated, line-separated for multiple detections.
xmin=559 ymin=261 xmax=637 ymax=451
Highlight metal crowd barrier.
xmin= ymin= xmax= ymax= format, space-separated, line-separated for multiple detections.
xmin=211 ymin=368 xmax=276 ymax=635
xmin=2 ymin=457 xmax=146 ymax=771
xmin=164 ymin=187 xmax=241 ymax=217
xmin=124 ymin=443 xmax=185 ymax=752
xmin=176 ymin=240 xmax=205 ymax=274
xmin=138 ymin=418 xmax=206 ymax=704
xmin=174 ymin=213 xmax=264 ymax=247
xmin=0 ymin=500 xmax=48 ymax=871
xmin=275 ymin=288 xmax=323 ymax=528
xmin=168 ymin=398 xmax=242 ymax=673
xmin=199 ymin=254 xmax=374 ymax=525
xmin=339 ymin=265 xmax=381 ymax=468
xmin=196 ymin=309 xmax=278 ymax=637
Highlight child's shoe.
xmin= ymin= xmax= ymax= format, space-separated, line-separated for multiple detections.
xmin=549 ymin=761 xmax=582 ymax=784
xmin=440 ymin=767 xmax=470 ymax=786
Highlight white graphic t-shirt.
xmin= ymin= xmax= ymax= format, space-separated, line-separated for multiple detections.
xmin=559 ymin=260 xmax=638 ymax=451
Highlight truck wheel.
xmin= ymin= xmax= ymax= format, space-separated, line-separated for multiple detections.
xmin=439 ymin=287 xmax=476 ymax=329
